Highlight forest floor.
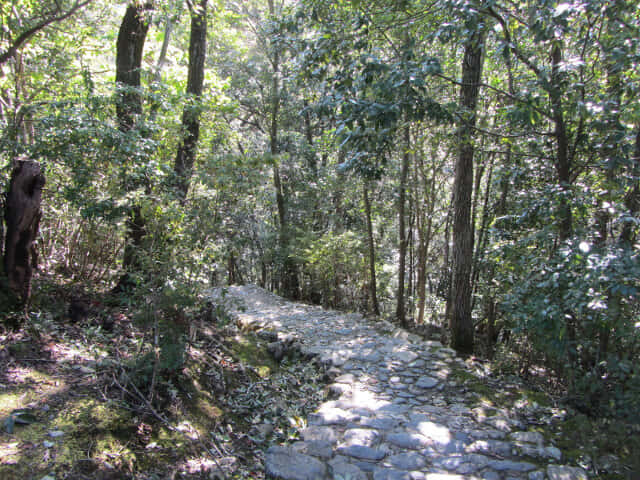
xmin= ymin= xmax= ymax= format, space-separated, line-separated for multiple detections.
xmin=0 ymin=284 xmax=638 ymax=479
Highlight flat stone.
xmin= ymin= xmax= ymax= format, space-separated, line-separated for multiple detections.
xmin=467 ymin=439 xmax=514 ymax=457
xmin=360 ymin=416 xmax=401 ymax=431
xmin=373 ymin=468 xmax=412 ymax=480
xmin=301 ymin=426 xmax=337 ymax=444
xmin=335 ymin=373 xmax=356 ymax=384
xmin=487 ymin=459 xmax=536 ymax=472
xmin=309 ymin=406 xmax=359 ymax=426
xmin=416 ymin=376 xmax=439 ymax=389
xmin=411 ymin=421 xmax=451 ymax=447
xmin=292 ymin=440 xmax=334 ymax=459
xmin=329 ymin=383 xmax=352 ymax=395
xmin=386 ymin=432 xmax=433 ymax=449
xmin=329 ymin=458 xmax=367 ymax=480
xmin=529 ymin=471 xmax=545 ymax=480
xmin=343 ymin=428 xmax=380 ymax=447
xmin=511 ymin=431 xmax=545 ymax=445
xmin=481 ymin=471 xmax=501 ymax=480
xmin=393 ymin=350 xmax=420 ymax=363
xmin=338 ymin=445 xmax=387 ymax=461
xmin=433 ymin=454 xmax=490 ymax=470
xmin=518 ymin=444 xmax=562 ymax=461
xmin=265 ymin=446 xmax=327 ymax=480
xmin=547 ymin=465 xmax=588 ymax=480
xmin=424 ymin=475 xmax=466 ymax=480
xmin=378 ymin=403 xmax=410 ymax=416
xmin=387 ymin=452 xmax=427 ymax=470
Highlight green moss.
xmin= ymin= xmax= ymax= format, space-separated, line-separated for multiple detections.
xmin=518 ymin=389 xmax=552 ymax=407
xmin=52 ymin=398 xmax=132 ymax=435
xmin=229 ymin=333 xmax=278 ymax=374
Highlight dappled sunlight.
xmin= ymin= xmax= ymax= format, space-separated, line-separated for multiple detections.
xmin=413 ymin=421 xmax=452 ymax=447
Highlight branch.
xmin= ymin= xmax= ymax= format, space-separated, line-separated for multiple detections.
xmin=0 ymin=0 xmax=94 ymax=66
xmin=435 ymin=72 xmax=552 ymax=120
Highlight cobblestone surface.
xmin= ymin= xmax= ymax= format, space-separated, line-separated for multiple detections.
xmin=219 ymin=285 xmax=589 ymax=480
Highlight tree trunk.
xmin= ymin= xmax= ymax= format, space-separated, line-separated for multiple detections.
xmin=174 ymin=0 xmax=207 ymax=199
xmin=363 ymin=182 xmax=380 ymax=316
xmin=396 ymin=125 xmax=410 ymax=326
xmin=417 ymin=154 xmax=437 ymax=324
xmin=115 ymin=3 xmax=152 ymax=132
xmin=2 ymin=159 xmax=45 ymax=306
xmin=450 ymin=28 xmax=485 ymax=355
xmin=114 ymin=2 xmax=152 ymax=289
xmin=550 ymin=41 xmax=573 ymax=241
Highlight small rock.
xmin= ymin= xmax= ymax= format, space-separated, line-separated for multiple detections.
xmin=329 ymin=458 xmax=367 ymax=480
xmin=487 ymin=459 xmax=536 ymax=472
xmin=547 ymin=465 xmax=588 ymax=480
xmin=511 ymin=431 xmax=545 ymax=445
xmin=529 ymin=471 xmax=545 ymax=480
xmin=423 ymin=474 xmax=466 ymax=480
xmin=373 ymin=468 xmax=412 ymax=480
xmin=343 ymin=428 xmax=380 ymax=447
xmin=360 ymin=416 xmax=400 ymax=430
xmin=43 ymin=441 xmax=54 ymax=448
xmin=292 ymin=440 xmax=333 ymax=459
xmin=338 ymin=444 xmax=387 ymax=461
xmin=335 ymin=373 xmax=356 ymax=384
xmin=48 ymin=431 xmax=64 ymax=438
xmin=393 ymin=350 xmax=420 ymax=363
xmin=545 ymin=446 xmax=563 ymax=461
xmin=387 ymin=452 xmax=427 ymax=470
xmin=386 ymin=432 xmax=432 ymax=449
xmin=301 ymin=425 xmax=337 ymax=444
xmin=480 ymin=471 xmax=501 ymax=480
xmin=415 ymin=376 xmax=439 ymax=389
xmin=466 ymin=439 xmax=514 ymax=457
xmin=309 ymin=407 xmax=358 ymax=426
xmin=329 ymin=383 xmax=352 ymax=395
xmin=265 ymin=446 xmax=327 ymax=480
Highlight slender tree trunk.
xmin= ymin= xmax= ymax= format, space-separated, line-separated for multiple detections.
xmin=396 ymin=125 xmax=410 ymax=326
xmin=174 ymin=0 xmax=207 ymax=199
xmin=450 ymin=28 xmax=485 ymax=354
xmin=417 ymin=155 xmax=437 ymax=324
xmin=550 ymin=42 xmax=572 ymax=241
xmin=363 ymin=182 xmax=380 ymax=316
xmin=471 ymin=153 xmax=494 ymax=299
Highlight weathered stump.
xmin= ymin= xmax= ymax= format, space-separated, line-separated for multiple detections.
xmin=3 ymin=159 xmax=45 ymax=305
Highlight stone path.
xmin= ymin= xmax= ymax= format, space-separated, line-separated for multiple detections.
xmin=219 ymin=285 xmax=588 ymax=480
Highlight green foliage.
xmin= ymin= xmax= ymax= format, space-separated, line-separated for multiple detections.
xmin=300 ymin=230 xmax=367 ymax=308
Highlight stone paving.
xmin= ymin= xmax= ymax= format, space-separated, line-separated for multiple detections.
xmin=220 ymin=285 xmax=589 ymax=480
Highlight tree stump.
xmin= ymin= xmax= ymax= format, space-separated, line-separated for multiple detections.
xmin=3 ymin=159 xmax=45 ymax=305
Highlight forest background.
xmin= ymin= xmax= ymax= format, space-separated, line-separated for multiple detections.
xmin=0 ymin=0 xmax=639 ymax=430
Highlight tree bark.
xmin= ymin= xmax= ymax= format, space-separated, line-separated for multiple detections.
xmin=116 ymin=3 xmax=152 ymax=132
xmin=396 ymin=125 xmax=410 ymax=326
xmin=550 ymin=41 xmax=573 ymax=241
xmin=450 ymin=28 xmax=485 ymax=354
xmin=174 ymin=0 xmax=208 ymax=199
xmin=363 ymin=182 xmax=380 ymax=316
xmin=114 ymin=2 xmax=152 ymax=288
xmin=2 ymin=159 xmax=45 ymax=306
xmin=416 ymin=153 xmax=437 ymax=324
